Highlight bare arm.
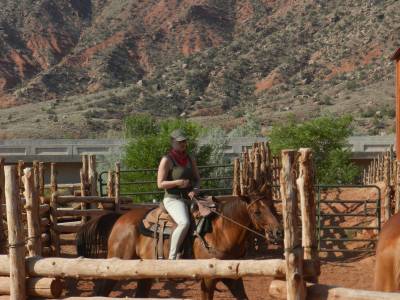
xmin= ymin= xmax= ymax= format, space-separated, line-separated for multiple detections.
xmin=157 ymin=156 xmax=189 ymax=190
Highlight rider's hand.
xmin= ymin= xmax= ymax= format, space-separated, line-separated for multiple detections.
xmin=188 ymin=188 xmax=199 ymax=200
xmin=177 ymin=179 xmax=190 ymax=188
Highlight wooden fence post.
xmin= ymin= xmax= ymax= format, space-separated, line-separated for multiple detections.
xmin=22 ymin=168 xmax=42 ymax=257
xmin=81 ymin=155 xmax=89 ymax=195
xmin=50 ymin=193 xmax=60 ymax=256
xmin=232 ymin=158 xmax=241 ymax=196
xmin=32 ymin=161 xmax=40 ymax=193
xmin=39 ymin=162 xmax=45 ymax=199
xmin=80 ymin=156 xmax=88 ymax=223
xmin=383 ymin=154 xmax=391 ymax=222
xmin=50 ymin=163 xmax=57 ymax=194
xmin=0 ymin=158 xmax=6 ymax=254
xmin=241 ymin=152 xmax=249 ymax=195
xmin=107 ymin=170 xmax=114 ymax=198
xmin=297 ymin=148 xmax=319 ymax=283
xmin=17 ymin=160 xmax=24 ymax=195
xmin=114 ymin=162 xmax=121 ymax=212
xmin=280 ymin=150 xmax=306 ymax=300
xmin=88 ymin=155 xmax=98 ymax=197
xmin=4 ymin=166 xmax=26 ymax=300
xmin=396 ymin=161 xmax=400 ymax=213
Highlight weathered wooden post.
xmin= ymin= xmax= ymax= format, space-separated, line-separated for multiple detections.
xmin=297 ymin=148 xmax=319 ymax=283
xmin=391 ymin=49 xmax=400 ymax=161
xmin=114 ymin=162 xmax=121 ymax=212
xmin=241 ymin=152 xmax=249 ymax=195
xmin=80 ymin=155 xmax=89 ymax=222
xmin=4 ymin=165 xmax=26 ymax=300
xmin=383 ymin=154 xmax=391 ymax=222
xmin=17 ymin=160 xmax=24 ymax=195
xmin=22 ymin=168 xmax=42 ymax=257
xmin=88 ymin=155 xmax=98 ymax=197
xmin=39 ymin=162 xmax=45 ymax=199
xmin=232 ymin=158 xmax=241 ymax=196
xmin=32 ymin=161 xmax=40 ymax=193
xmin=50 ymin=192 xmax=60 ymax=256
xmin=0 ymin=158 xmax=6 ymax=254
xmin=50 ymin=163 xmax=57 ymax=194
xmin=280 ymin=149 xmax=306 ymax=300
xmin=107 ymin=170 xmax=115 ymax=198
xmin=81 ymin=155 xmax=89 ymax=195
xmin=396 ymin=161 xmax=400 ymax=213
xmin=253 ymin=147 xmax=261 ymax=188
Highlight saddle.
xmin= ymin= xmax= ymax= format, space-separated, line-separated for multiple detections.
xmin=139 ymin=196 xmax=216 ymax=259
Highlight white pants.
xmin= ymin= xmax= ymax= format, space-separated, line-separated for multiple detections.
xmin=163 ymin=196 xmax=190 ymax=259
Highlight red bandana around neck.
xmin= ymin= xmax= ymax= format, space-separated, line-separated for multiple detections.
xmin=169 ymin=148 xmax=189 ymax=166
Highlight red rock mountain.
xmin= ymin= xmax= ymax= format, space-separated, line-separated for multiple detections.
xmin=0 ymin=0 xmax=399 ymax=137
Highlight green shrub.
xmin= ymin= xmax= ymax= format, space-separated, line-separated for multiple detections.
xmin=269 ymin=115 xmax=359 ymax=184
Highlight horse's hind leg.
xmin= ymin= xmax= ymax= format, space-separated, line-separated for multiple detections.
xmin=200 ymin=278 xmax=216 ymax=300
xmin=94 ymin=279 xmax=117 ymax=296
xmin=135 ymin=279 xmax=153 ymax=298
xmin=221 ymin=278 xmax=249 ymax=299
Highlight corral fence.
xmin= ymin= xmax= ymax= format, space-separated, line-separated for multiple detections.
xmin=99 ymin=170 xmax=382 ymax=254
xmin=316 ymin=184 xmax=381 ymax=255
xmin=98 ymin=164 xmax=234 ymax=200
xmin=3 ymin=149 xmax=400 ymax=300
xmin=98 ymin=156 xmax=282 ymax=201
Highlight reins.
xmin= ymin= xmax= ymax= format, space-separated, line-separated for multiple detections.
xmin=210 ymin=207 xmax=267 ymax=240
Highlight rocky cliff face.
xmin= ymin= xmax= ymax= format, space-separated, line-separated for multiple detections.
xmin=0 ymin=0 xmax=399 ymax=137
xmin=0 ymin=0 xmax=237 ymax=104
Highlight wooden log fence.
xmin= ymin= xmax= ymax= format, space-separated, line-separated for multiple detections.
xmin=0 ymin=148 xmax=316 ymax=300
xmin=363 ymin=149 xmax=400 ymax=223
xmin=0 ymin=158 xmax=6 ymax=254
xmin=3 ymin=150 xmax=400 ymax=299
xmin=232 ymin=142 xmax=275 ymax=198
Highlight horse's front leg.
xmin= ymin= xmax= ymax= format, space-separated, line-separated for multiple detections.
xmin=221 ymin=278 xmax=249 ymax=299
xmin=200 ymin=278 xmax=216 ymax=300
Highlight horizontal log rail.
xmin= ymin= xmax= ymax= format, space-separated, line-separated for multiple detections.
xmin=55 ymin=208 xmax=108 ymax=217
xmin=56 ymin=196 xmax=116 ymax=205
xmin=0 ymin=277 xmax=62 ymax=298
xmin=0 ymin=256 xmax=318 ymax=280
xmin=53 ymin=221 xmax=82 ymax=233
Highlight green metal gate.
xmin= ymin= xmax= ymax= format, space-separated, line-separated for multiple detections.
xmin=316 ymin=185 xmax=381 ymax=254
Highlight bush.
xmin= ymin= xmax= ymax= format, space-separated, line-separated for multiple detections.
xmin=269 ymin=115 xmax=359 ymax=184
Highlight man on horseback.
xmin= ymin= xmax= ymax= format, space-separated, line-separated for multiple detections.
xmin=157 ymin=129 xmax=200 ymax=259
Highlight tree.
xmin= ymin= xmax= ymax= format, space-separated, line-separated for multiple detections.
xmin=269 ymin=115 xmax=359 ymax=184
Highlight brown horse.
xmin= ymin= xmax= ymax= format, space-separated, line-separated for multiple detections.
xmin=76 ymin=194 xmax=283 ymax=299
xmin=374 ymin=211 xmax=400 ymax=291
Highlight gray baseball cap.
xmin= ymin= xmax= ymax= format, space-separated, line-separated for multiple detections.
xmin=170 ymin=129 xmax=187 ymax=141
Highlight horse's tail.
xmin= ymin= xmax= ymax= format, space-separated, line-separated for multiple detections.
xmin=76 ymin=212 xmax=122 ymax=258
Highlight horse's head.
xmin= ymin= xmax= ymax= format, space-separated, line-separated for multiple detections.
xmin=244 ymin=195 xmax=283 ymax=245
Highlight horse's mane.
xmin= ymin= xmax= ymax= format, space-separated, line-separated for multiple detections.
xmin=218 ymin=196 xmax=248 ymax=219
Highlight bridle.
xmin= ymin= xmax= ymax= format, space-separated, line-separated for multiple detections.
xmin=210 ymin=197 xmax=268 ymax=240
